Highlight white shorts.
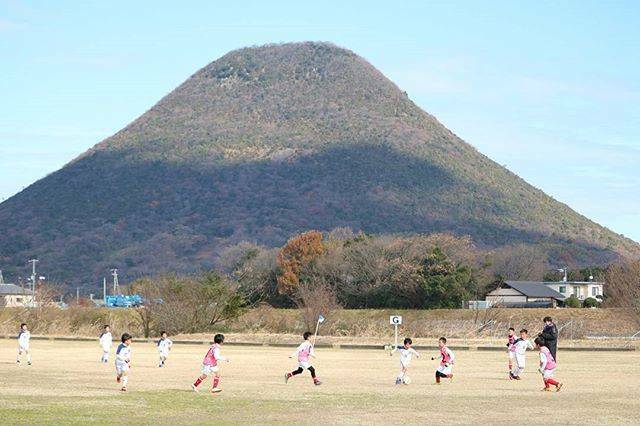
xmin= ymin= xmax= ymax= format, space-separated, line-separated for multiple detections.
xmin=115 ymin=361 xmax=130 ymax=375
xmin=542 ymin=368 xmax=555 ymax=379
xmin=159 ymin=351 xmax=169 ymax=358
xmin=298 ymin=361 xmax=312 ymax=370
xmin=101 ymin=346 xmax=111 ymax=353
xmin=400 ymin=360 xmax=411 ymax=369
xmin=18 ymin=345 xmax=29 ymax=352
xmin=508 ymin=351 xmax=516 ymax=360
xmin=437 ymin=364 xmax=453 ymax=375
xmin=515 ymin=354 xmax=526 ymax=368
xmin=201 ymin=364 xmax=219 ymax=375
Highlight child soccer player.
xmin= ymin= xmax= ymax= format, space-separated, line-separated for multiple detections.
xmin=157 ymin=331 xmax=173 ymax=367
xmin=432 ymin=337 xmax=455 ymax=384
xmin=115 ymin=333 xmax=132 ymax=392
xmin=506 ymin=327 xmax=516 ymax=376
xmin=534 ymin=336 xmax=563 ymax=392
xmin=16 ymin=323 xmax=31 ymax=365
xmin=510 ymin=329 xmax=534 ymax=380
xmin=284 ymin=331 xmax=322 ymax=386
xmin=99 ymin=325 xmax=112 ymax=363
xmin=390 ymin=337 xmax=420 ymax=385
xmin=192 ymin=334 xmax=229 ymax=393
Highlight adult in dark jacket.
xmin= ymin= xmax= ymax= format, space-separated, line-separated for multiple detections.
xmin=539 ymin=316 xmax=558 ymax=360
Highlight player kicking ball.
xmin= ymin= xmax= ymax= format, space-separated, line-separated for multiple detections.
xmin=390 ymin=337 xmax=420 ymax=385
xmin=115 ymin=333 xmax=132 ymax=392
xmin=192 ymin=334 xmax=229 ymax=394
xmin=284 ymin=331 xmax=321 ymax=386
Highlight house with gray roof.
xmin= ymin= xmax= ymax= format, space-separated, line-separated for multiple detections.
xmin=485 ymin=281 xmax=566 ymax=308
xmin=0 ymin=283 xmax=35 ymax=307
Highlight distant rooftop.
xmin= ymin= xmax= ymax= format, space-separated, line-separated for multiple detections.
xmin=0 ymin=283 xmax=34 ymax=295
xmin=503 ymin=281 xmax=566 ymax=299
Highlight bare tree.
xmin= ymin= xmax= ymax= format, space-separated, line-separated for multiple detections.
xmin=487 ymin=244 xmax=546 ymax=281
xmin=131 ymin=272 xmax=246 ymax=337
xmin=605 ymin=259 xmax=640 ymax=327
xmin=130 ymin=277 xmax=160 ymax=338
xmin=293 ymin=276 xmax=340 ymax=331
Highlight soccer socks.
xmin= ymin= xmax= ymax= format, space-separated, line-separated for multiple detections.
xmin=287 ymin=367 xmax=319 ymax=384
xmin=511 ymin=365 xmax=523 ymax=378
xmin=435 ymin=371 xmax=450 ymax=383
xmin=121 ymin=376 xmax=128 ymax=388
xmin=290 ymin=367 xmax=304 ymax=376
xmin=213 ymin=377 xmax=220 ymax=388
xmin=546 ymin=378 xmax=560 ymax=387
xmin=193 ymin=377 xmax=203 ymax=387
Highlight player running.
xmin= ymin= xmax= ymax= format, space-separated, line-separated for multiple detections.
xmin=284 ymin=331 xmax=322 ymax=386
xmin=535 ymin=336 xmax=563 ymax=392
xmin=99 ymin=325 xmax=113 ymax=363
xmin=157 ymin=331 xmax=173 ymax=367
xmin=510 ymin=329 xmax=534 ymax=380
xmin=192 ymin=334 xmax=229 ymax=393
xmin=506 ymin=327 xmax=516 ymax=376
xmin=115 ymin=333 xmax=132 ymax=392
xmin=432 ymin=337 xmax=455 ymax=384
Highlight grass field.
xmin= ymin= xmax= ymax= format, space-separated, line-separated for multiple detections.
xmin=1 ymin=339 xmax=639 ymax=425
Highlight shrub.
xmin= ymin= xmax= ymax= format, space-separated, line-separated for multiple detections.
xmin=564 ymin=296 xmax=582 ymax=308
xmin=583 ymin=297 xmax=600 ymax=308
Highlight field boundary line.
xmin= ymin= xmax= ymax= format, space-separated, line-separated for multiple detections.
xmin=0 ymin=335 xmax=634 ymax=351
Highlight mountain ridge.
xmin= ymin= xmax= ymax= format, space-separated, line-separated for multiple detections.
xmin=1 ymin=41 xmax=637 ymax=286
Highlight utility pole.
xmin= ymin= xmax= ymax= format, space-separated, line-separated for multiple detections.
xmin=76 ymin=287 xmax=80 ymax=304
xmin=28 ymin=259 xmax=38 ymax=304
xmin=557 ymin=267 xmax=568 ymax=283
xmin=0 ymin=269 xmax=4 ymax=284
xmin=103 ymin=277 xmax=107 ymax=303
xmin=111 ymin=269 xmax=119 ymax=295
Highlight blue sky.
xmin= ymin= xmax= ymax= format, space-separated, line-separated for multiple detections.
xmin=1 ymin=0 xmax=638 ymax=242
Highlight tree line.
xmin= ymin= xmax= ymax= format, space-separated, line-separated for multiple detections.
xmin=124 ymin=229 xmax=638 ymax=335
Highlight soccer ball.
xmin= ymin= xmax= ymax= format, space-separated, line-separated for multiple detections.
xmin=402 ymin=376 xmax=412 ymax=385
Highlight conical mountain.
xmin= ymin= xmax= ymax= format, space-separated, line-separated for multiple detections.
xmin=1 ymin=42 xmax=637 ymax=285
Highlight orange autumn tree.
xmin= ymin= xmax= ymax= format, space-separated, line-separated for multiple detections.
xmin=276 ymin=230 xmax=325 ymax=294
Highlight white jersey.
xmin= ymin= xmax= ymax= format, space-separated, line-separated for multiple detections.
xmin=393 ymin=346 xmax=420 ymax=366
xmin=512 ymin=338 xmax=534 ymax=355
xmin=18 ymin=330 xmax=30 ymax=348
xmin=157 ymin=338 xmax=173 ymax=354
xmin=99 ymin=332 xmax=113 ymax=350
xmin=115 ymin=343 xmax=131 ymax=364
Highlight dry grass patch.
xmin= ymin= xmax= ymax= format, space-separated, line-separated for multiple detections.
xmin=0 ymin=339 xmax=639 ymax=424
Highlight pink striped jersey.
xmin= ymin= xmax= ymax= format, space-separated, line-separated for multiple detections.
xmin=203 ymin=343 xmax=226 ymax=366
xmin=439 ymin=346 xmax=455 ymax=366
xmin=539 ymin=346 xmax=557 ymax=370
xmin=292 ymin=341 xmax=314 ymax=363
xmin=508 ymin=334 xmax=516 ymax=352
